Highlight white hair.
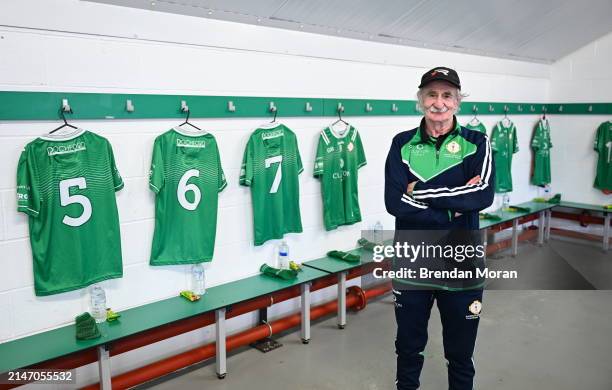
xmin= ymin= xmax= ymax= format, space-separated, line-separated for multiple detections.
xmin=416 ymin=86 xmax=468 ymax=114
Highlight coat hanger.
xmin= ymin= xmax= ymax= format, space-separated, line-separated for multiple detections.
xmin=49 ymin=108 xmax=78 ymax=134
xmin=177 ymin=107 xmax=203 ymax=132
xmin=469 ymin=106 xmax=480 ymax=125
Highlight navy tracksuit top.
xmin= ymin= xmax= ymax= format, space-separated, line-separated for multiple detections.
xmin=385 ymin=117 xmax=495 ymax=231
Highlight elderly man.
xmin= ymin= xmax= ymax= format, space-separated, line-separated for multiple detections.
xmin=384 ymin=67 xmax=494 ymax=390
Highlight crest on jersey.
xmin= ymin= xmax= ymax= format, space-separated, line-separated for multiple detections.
xmin=446 ymin=141 xmax=461 ymax=154
xmin=347 ymin=142 xmax=354 ymax=152
xmin=469 ymin=300 xmax=482 ymax=315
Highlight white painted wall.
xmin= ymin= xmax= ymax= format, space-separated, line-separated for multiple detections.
xmin=7 ymin=0 xmax=607 ymax=386
xmin=548 ymin=31 xmax=612 ymax=205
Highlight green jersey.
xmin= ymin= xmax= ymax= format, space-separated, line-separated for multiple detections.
xmin=16 ymin=129 xmax=123 ymax=296
xmin=594 ymin=121 xmax=612 ymax=191
xmin=531 ymin=119 xmax=552 ymax=186
xmin=149 ymin=128 xmax=226 ymax=265
xmin=313 ymin=124 xmax=367 ymax=230
xmin=239 ymin=123 xmax=303 ymax=246
xmin=490 ymin=120 xmax=519 ymax=193
xmin=464 ymin=120 xmax=487 ymax=134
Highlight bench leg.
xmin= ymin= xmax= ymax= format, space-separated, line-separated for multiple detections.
xmin=215 ymin=308 xmax=226 ymax=379
xmin=97 ymin=345 xmax=111 ymax=390
xmin=537 ymin=211 xmax=545 ymax=246
xmin=337 ymin=271 xmax=347 ymax=329
xmin=512 ymin=219 xmax=519 ymax=257
xmin=300 ymin=282 xmax=311 ymax=344
xmin=604 ymin=213 xmax=610 ymax=252
xmin=545 ymin=209 xmax=552 ymax=242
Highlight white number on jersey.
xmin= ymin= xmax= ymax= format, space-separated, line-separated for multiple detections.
xmin=59 ymin=177 xmax=92 ymax=227
xmin=606 ymin=141 xmax=611 ymax=163
xmin=264 ymin=155 xmax=283 ymax=194
xmin=177 ymin=169 xmax=202 ymax=211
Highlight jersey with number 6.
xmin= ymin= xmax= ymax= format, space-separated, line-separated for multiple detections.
xmin=594 ymin=121 xmax=612 ymax=191
xmin=17 ymin=129 xmax=124 ymax=296
xmin=314 ymin=125 xmax=367 ymax=230
xmin=531 ymin=119 xmax=552 ymax=186
xmin=149 ymin=128 xmax=226 ymax=265
xmin=240 ymin=124 xmax=303 ymax=246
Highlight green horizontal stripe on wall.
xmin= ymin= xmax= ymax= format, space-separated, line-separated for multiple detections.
xmin=0 ymin=91 xmax=610 ymax=120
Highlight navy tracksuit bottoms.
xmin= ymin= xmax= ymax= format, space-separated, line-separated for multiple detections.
xmin=393 ymin=289 xmax=483 ymax=390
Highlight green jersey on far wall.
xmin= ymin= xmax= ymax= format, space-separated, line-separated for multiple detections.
xmin=240 ymin=123 xmax=303 ymax=246
xmin=531 ymin=118 xmax=552 ymax=186
xmin=17 ymin=129 xmax=124 ymax=296
xmin=594 ymin=120 xmax=612 ymax=192
xmin=464 ymin=118 xmax=487 ymax=134
xmin=314 ymin=123 xmax=367 ymax=231
xmin=149 ymin=128 xmax=227 ymax=265
xmin=491 ymin=119 xmax=519 ymax=193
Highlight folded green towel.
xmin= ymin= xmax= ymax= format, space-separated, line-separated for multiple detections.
xmin=479 ymin=213 xmax=502 ymax=221
xmin=75 ymin=312 xmax=101 ymax=340
xmin=327 ymin=250 xmax=360 ymax=263
xmin=357 ymin=238 xmax=377 ymax=251
xmin=260 ymin=264 xmax=298 ymax=280
xmin=547 ymin=194 xmax=562 ymax=204
xmin=509 ymin=205 xmax=531 ymax=213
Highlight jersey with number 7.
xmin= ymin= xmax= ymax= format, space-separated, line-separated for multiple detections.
xmin=149 ymin=128 xmax=227 ymax=265
xmin=17 ymin=129 xmax=124 ymax=296
xmin=239 ymin=124 xmax=303 ymax=246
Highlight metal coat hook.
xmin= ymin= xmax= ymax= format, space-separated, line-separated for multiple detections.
xmin=518 ymin=105 xmax=523 ymax=112
xmin=337 ymin=102 xmax=345 ymax=113
xmin=588 ymin=105 xmax=593 ymax=112
xmin=488 ymin=104 xmax=494 ymax=112
xmin=126 ymin=99 xmax=135 ymax=112
xmin=181 ymin=100 xmax=189 ymax=113
xmin=61 ymin=99 xmax=72 ymax=113
xmin=558 ymin=105 xmax=563 ymax=112
xmin=472 ymin=105 xmax=478 ymax=113
xmin=503 ymin=105 xmax=509 ymax=113
xmin=365 ymin=102 xmax=373 ymax=112
xmin=227 ymin=101 xmax=236 ymax=112
xmin=269 ymin=101 xmax=277 ymax=112
xmin=392 ymin=103 xmax=399 ymax=112
xmin=305 ymin=102 xmax=312 ymax=112
xmin=530 ymin=105 xmax=535 ymax=112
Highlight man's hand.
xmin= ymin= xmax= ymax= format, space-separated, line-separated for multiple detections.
xmin=407 ymin=181 xmax=418 ymax=194
xmin=466 ymin=175 xmax=481 ymax=185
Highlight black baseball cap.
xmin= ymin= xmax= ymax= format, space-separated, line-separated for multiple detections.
xmin=418 ymin=67 xmax=461 ymax=89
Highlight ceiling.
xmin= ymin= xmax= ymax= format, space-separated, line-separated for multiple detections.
xmin=85 ymin=0 xmax=612 ymax=63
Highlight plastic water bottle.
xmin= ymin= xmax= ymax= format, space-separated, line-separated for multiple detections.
xmin=278 ymin=241 xmax=290 ymax=269
xmin=90 ymin=285 xmax=107 ymax=323
xmin=373 ymin=221 xmax=384 ymax=245
xmin=502 ymin=193 xmax=510 ymax=210
xmin=191 ymin=264 xmax=206 ymax=295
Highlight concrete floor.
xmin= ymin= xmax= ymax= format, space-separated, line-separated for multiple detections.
xmin=143 ymin=239 xmax=612 ymax=390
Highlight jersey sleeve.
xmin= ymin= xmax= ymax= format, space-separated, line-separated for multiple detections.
xmin=217 ymin=146 xmax=227 ymax=192
xmin=512 ymin=124 xmax=519 ymax=154
xmin=239 ymin=136 xmax=253 ymax=186
xmin=107 ymin=141 xmax=124 ymax=191
xmin=490 ymin=125 xmax=499 ymax=152
xmin=594 ymin=124 xmax=603 ymax=152
xmin=149 ymin=138 xmax=164 ymax=194
xmin=313 ymin=135 xmax=325 ymax=177
xmin=16 ymin=147 xmax=41 ymax=217
xmin=531 ymin=123 xmax=541 ymax=150
xmin=355 ymin=131 xmax=367 ymax=169
xmin=295 ymin=136 xmax=304 ymax=175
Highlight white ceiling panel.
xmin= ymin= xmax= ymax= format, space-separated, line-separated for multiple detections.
xmin=84 ymin=0 xmax=612 ymax=63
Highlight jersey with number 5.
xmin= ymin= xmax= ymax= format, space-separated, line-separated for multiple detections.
xmin=239 ymin=124 xmax=303 ymax=246
xmin=17 ymin=129 xmax=124 ymax=296
xmin=149 ymin=128 xmax=227 ymax=265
